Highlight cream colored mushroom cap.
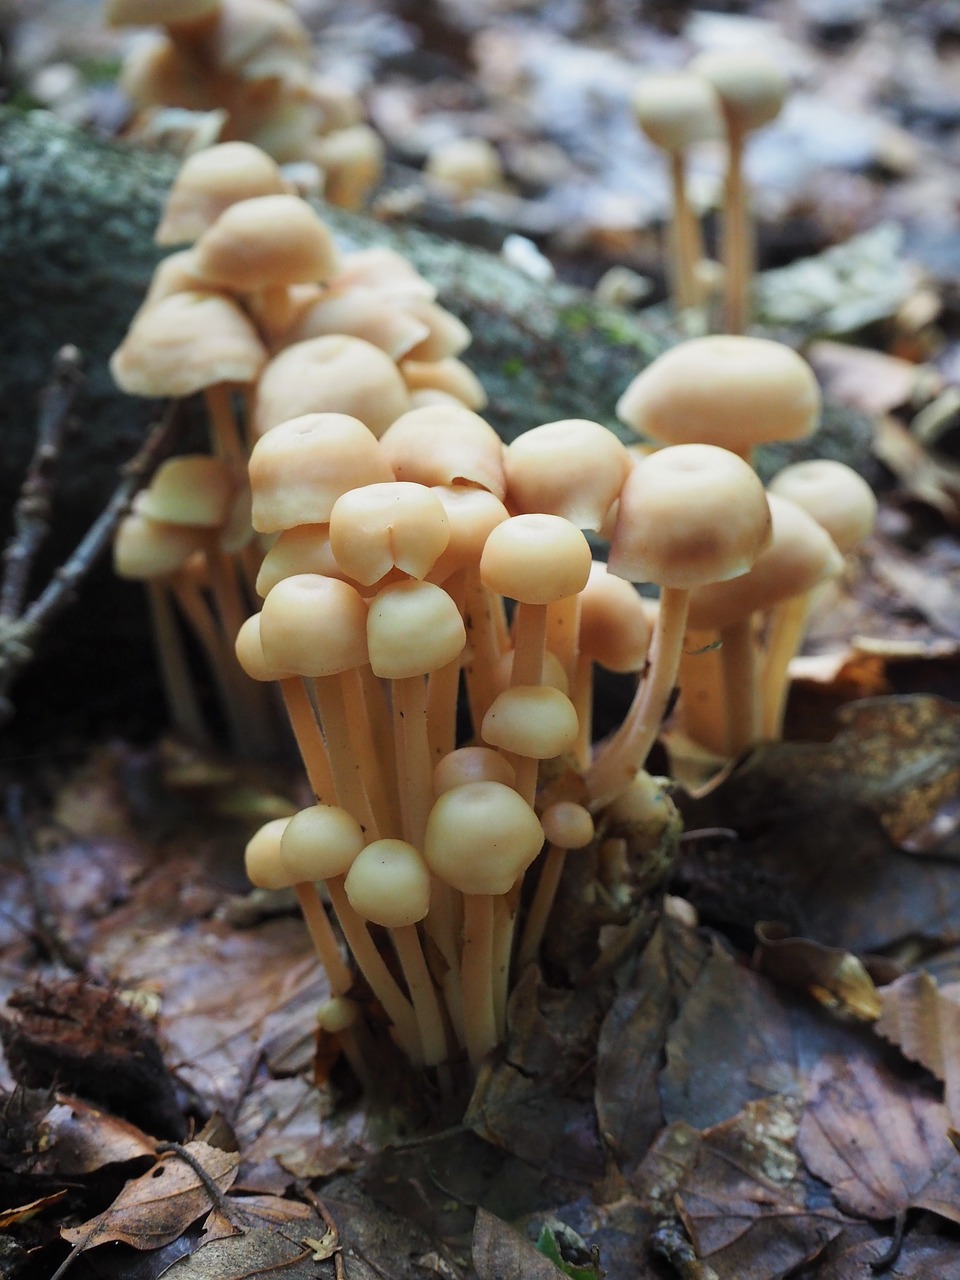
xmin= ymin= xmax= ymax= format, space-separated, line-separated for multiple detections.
xmin=136 ymin=455 xmax=236 ymax=528
xmin=400 ymin=357 xmax=487 ymax=411
xmin=113 ymin=513 xmax=203 ymax=579
xmin=380 ymin=405 xmax=505 ymax=499
xmin=281 ymin=804 xmax=366 ymax=882
xmin=245 ymin=816 xmax=293 ymax=890
xmin=344 ymin=839 xmax=431 ymax=927
xmin=504 ymin=419 xmax=630 ymax=531
xmin=283 ymin=286 xmax=430 ymax=360
xmin=617 ymin=336 xmax=820 ymax=453
xmin=110 ymin=291 xmax=267 ymax=397
xmin=252 ymin=335 xmax=411 ymax=439
xmin=235 ymin=613 xmax=289 ymax=682
xmin=249 ymin=412 xmax=393 ymax=533
xmin=767 ymin=459 xmax=877 ymax=554
xmin=367 ymin=580 xmax=466 ymax=678
xmin=308 ymin=124 xmax=385 ymax=211
xmin=329 ymin=481 xmax=450 ymax=585
xmin=687 ymin=493 xmax=844 ymax=630
xmin=691 ymin=49 xmax=789 ymax=133
xmin=156 ymin=142 xmax=289 ymax=246
xmin=259 ymin=574 xmax=368 ymax=676
xmin=609 ymin=443 xmax=771 ymax=589
xmin=194 ymin=195 xmax=338 ymax=292
xmin=480 ymin=514 xmax=592 ymax=604
xmin=631 ymin=71 xmax=721 ymax=152
xmin=209 ymin=0 xmax=312 ymax=81
xmin=433 ymin=747 xmax=516 ymax=795
xmin=427 ymin=485 xmax=509 ymax=581
xmin=481 ymin=685 xmax=579 ymax=759
xmin=578 ymin=561 xmax=652 ymax=672
xmin=541 ymin=801 xmax=594 ymax=850
xmin=490 ymin=649 xmax=569 ymax=699
xmin=255 ymin=525 xmax=340 ymax=597
xmin=423 ymin=781 xmax=544 ymax=896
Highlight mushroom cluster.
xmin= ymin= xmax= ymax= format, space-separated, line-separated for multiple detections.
xmin=111 ymin=141 xmax=479 ymax=752
xmin=109 ymin=141 xmax=878 ymax=1088
xmin=106 ymin=0 xmax=383 ymax=208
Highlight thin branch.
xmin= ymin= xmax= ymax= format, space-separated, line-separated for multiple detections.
xmin=0 ymin=345 xmax=84 ymax=623
xmin=0 ymin=396 xmax=183 ymax=726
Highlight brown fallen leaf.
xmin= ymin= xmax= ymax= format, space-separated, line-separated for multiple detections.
xmin=0 ymin=1191 xmax=67 ymax=1229
xmin=679 ymin=696 xmax=960 ymax=952
xmin=818 ymin=1235 xmax=960 ymax=1278
xmin=807 ymin=340 xmax=927 ymax=418
xmin=875 ymin=970 xmax=960 ymax=1127
xmin=28 ymin=1094 xmax=157 ymax=1177
xmin=595 ymin=916 xmax=710 ymax=1175
xmin=465 ymin=968 xmax=606 ymax=1190
xmin=752 ymin=922 xmax=897 ymax=1021
xmin=61 ymin=1140 xmax=240 ymax=1253
xmin=473 ymin=1208 xmax=566 ymax=1280
xmin=160 ymin=1230 xmax=319 ymax=1277
xmin=798 ymin=1052 xmax=960 ymax=1223
xmin=675 ymin=1097 xmax=847 ymax=1280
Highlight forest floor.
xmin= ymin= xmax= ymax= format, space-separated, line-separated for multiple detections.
xmin=2 ymin=1 xmax=960 ymax=1277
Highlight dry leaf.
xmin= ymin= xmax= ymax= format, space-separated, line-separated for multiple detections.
xmin=61 ymin=1141 xmax=240 ymax=1253
xmin=473 ymin=1208 xmax=566 ymax=1280
xmin=161 ymin=1230 xmax=319 ymax=1277
xmin=798 ymin=1052 xmax=960 ymax=1223
xmin=595 ymin=916 xmax=710 ymax=1174
xmin=807 ymin=340 xmax=926 ymax=417
xmin=29 ymin=1094 xmax=157 ymax=1176
xmin=753 ymin=923 xmax=892 ymax=1020
xmin=0 ymin=1191 xmax=67 ymax=1229
xmin=818 ymin=1236 xmax=960 ymax=1278
xmin=875 ymin=970 xmax=960 ymax=1126
xmin=675 ymin=1097 xmax=846 ymax=1279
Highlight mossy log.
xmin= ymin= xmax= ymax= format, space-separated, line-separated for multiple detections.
xmin=0 ymin=109 xmax=875 ymax=741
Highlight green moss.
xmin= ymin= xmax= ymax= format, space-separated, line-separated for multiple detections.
xmin=501 ymin=355 xmax=525 ymax=378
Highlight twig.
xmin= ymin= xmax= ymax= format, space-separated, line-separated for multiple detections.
xmin=0 ymin=346 xmax=84 ymax=624
xmin=0 ymin=383 xmax=183 ymax=726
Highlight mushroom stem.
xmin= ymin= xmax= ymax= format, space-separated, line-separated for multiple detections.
xmin=463 ymin=569 xmax=505 ymax=732
xmin=719 ymin=616 xmax=759 ymax=754
xmin=669 ymin=150 xmax=702 ymax=311
xmin=426 ymin=570 xmax=466 ymax=763
xmin=491 ymin=889 xmax=518 ymax=1039
xmin=294 ymin=882 xmax=353 ymax=995
xmin=586 ymin=586 xmax=690 ymax=808
xmin=204 ymin=383 xmax=248 ymax=470
xmin=389 ymin=676 xmax=431 ymax=848
xmin=545 ymin=594 xmax=580 ymax=686
xmin=677 ymin=627 xmax=727 ymax=755
xmin=313 ymin=675 xmax=379 ymax=839
xmin=278 ymin=676 xmax=337 ymax=803
xmin=325 ymin=876 xmax=422 ymax=1062
xmin=146 ymin=579 xmax=211 ymax=746
xmin=391 ymin=924 xmax=449 ymax=1067
xmin=461 ymin=893 xmax=497 ymax=1068
xmin=571 ymin=651 xmax=593 ymax=770
xmin=721 ymin=129 xmax=750 ymax=334
xmin=516 ymin=844 xmax=565 ymax=971
xmin=343 ymin=666 xmax=399 ymax=838
xmin=760 ymin=592 xmax=811 ymax=739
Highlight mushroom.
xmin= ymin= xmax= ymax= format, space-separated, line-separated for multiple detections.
xmin=616 ymin=334 xmax=821 ymax=467
xmin=586 ymin=443 xmax=771 ymax=807
xmin=307 ymin=124 xmax=385 ymax=210
xmin=424 ymin=137 xmax=504 ymax=201
xmin=631 ymin=71 xmax=720 ymax=312
xmin=761 ymin=461 xmax=877 ymax=737
xmin=155 ymin=141 xmax=289 ymax=245
xmin=686 ymin=492 xmax=844 ymax=753
xmin=423 ymin=781 xmax=544 ymax=1066
xmin=689 ymin=50 xmax=789 ymax=333
xmin=399 ymin=358 xmax=488 ymax=412
xmin=344 ymin=839 xmax=448 ymax=1067
xmin=516 ymin=801 xmax=595 ymax=971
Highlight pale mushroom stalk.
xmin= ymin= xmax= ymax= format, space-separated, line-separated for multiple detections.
xmin=203 ymin=383 xmax=248 ymax=469
xmin=571 ymin=651 xmax=594 ymax=770
xmin=312 ymin=675 xmax=379 ymax=839
xmin=390 ymin=923 xmax=450 ymax=1068
xmin=517 ymin=802 xmax=594 ymax=972
xmin=342 ymin=666 xmax=400 ymax=838
xmin=294 ymin=884 xmax=353 ymax=996
xmin=760 ymin=593 xmax=811 ymax=739
xmin=676 ymin=628 xmax=727 ymax=755
xmin=545 ymin=594 xmax=581 ymax=688
xmin=394 ymin=675 xmax=434 ymax=847
xmin=325 ymin=875 xmax=423 ymax=1062
xmin=587 ymin=585 xmax=689 ymax=808
xmin=278 ymin=676 xmax=337 ymax=803
xmin=669 ymin=150 xmax=703 ymax=311
xmin=357 ymin=663 xmax=399 ymax=816
xmin=462 ymin=569 xmax=507 ymax=731
xmin=426 ymin=569 xmax=466 ymax=763
xmin=719 ymin=616 xmax=760 ymax=753
xmin=461 ymin=893 xmax=497 ymax=1067
xmin=145 ymin=579 xmax=211 ymax=746
xmin=721 ymin=130 xmax=750 ymax=334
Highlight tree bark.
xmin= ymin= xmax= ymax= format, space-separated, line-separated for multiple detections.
xmin=0 ymin=108 xmax=875 ymax=741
